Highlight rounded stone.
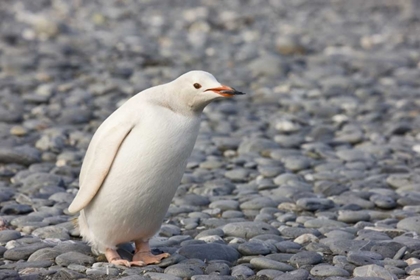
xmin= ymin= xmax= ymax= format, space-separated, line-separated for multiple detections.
xmin=289 ymin=251 xmax=323 ymax=266
xmin=222 ymin=222 xmax=280 ymax=239
xmin=310 ymin=264 xmax=350 ymax=277
xmin=250 ymin=257 xmax=294 ymax=271
xmin=238 ymin=241 xmax=271 ymax=255
xmin=0 ymin=230 xmax=22 ymax=243
xmin=205 ymin=262 xmax=231 ymax=275
xmin=353 ymin=264 xmax=398 ymax=280
xmin=275 ymin=269 xmax=309 ymax=280
xmin=55 ymin=251 xmax=95 ymax=267
xmin=397 ymin=217 xmax=420 ymax=234
xmin=164 ymin=263 xmax=204 ymax=278
xmin=178 ymin=243 xmax=240 ymax=263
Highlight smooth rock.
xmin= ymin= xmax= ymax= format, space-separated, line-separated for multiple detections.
xmin=178 ymin=243 xmax=240 ymax=262
xmin=223 ymin=222 xmax=280 ymax=239
xmin=55 ymin=251 xmax=95 ymax=267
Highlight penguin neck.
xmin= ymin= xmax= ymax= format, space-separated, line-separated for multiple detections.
xmin=153 ymin=85 xmax=202 ymax=118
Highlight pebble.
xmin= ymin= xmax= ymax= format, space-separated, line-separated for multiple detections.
xmin=250 ymin=257 xmax=294 ymax=271
xmin=0 ymin=146 xmax=41 ymax=166
xmin=397 ymin=217 xmax=420 ymax=234
xmin=205 ymin=262 xmax=231 ymax=275
xmin=237 ymin=241 xmax=272 ymax=255
xmin=145 ymin=272 xmax=182 ymax=280
xmin=177 ymin=243 xmax=240 ymax=262
xmin=55 ymin=251 xmax=95 ymax=267
xmin=222 ymin=222 xmax=280 ymax=239
xmin=310 ymin=264 xmax=350 ymax=277
xmin=28 ymin=247 xmax=62 ymax=262
xmin=353 ymin=264 xmax=398 ymax=280
xmin=32 ymin=226 xmax=70 ymax=240
xmin=3 ymin=242 xmax=51 ymax=261
xmin=338 ymin=210 xmax=371 ymax=223
xmin=191 ymin=276 xmax=235 ymax=280
xmin=0 ymin=270 xmax=20 ymax=280
xmin=289 ymin=251 xmax=323 ymax=266
xmin=231 ymin=264 xmax=255 ymax=278
xmin=0 ymin=230 xmax=21 ymax=243
xmin=296 ymin=197 xmax=334 ymax=211
xmin=164 ymin=263 xmax=204 ymax=278
xmin=275 ymin=269 xmax=309 ymax=280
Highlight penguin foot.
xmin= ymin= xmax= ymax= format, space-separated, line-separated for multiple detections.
xmin=130 ymin=260 xmax=146 ymax=266
xmin=133 ymin=252 xmax=170 ymax=264
xmin=133 ymin=240 xmax=170 ymax=264
xmin=105 ymin=248 xmax=131 ymax=267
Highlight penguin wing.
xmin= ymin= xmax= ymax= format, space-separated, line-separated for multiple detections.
xmin=68 ymin=109 xmax=134 ymax=213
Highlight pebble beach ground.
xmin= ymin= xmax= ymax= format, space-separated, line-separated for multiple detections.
xmin=1 ymin=0 xmax=420 ymax=279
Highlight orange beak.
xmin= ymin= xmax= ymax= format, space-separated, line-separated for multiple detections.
xmin=205 ymin=85 xmax=245 ymax=97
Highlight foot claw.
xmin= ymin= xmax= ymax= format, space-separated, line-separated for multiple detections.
xmin=110 ymin=259 xmax=131 ymax=267
xmin=130 ymin=261 xmax=146 ymax=266
xmin=133 ymin=252 xmax=170 ymax=264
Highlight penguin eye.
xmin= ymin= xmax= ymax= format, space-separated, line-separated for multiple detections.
xmin=193 ymin=83 xmax=202 ymax=89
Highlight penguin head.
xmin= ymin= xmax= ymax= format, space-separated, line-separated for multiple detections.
xmin=171 ymin=70 xmax=245 ymax=112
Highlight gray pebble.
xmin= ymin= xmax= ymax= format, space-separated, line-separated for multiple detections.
xmin=280 ymin=227 xmax=320 ymax=239
xmin=119 ymin=275 xmax=150 ymax=280
xmin=164 ymin=263 xmax=204 ymax=278
xmin=283 ymin=156 xmax=311 ymax=171
xmin=397 ymin=216 xmax=420 ymax=234
xmin=336 ymin=149 xmax=370 ymax=162
xmin=55 ymin=251 xmax=95 ymax=267
xmin=145 ymin=272 xmax=182 ymax=280
xmin=304 ymin=218 xmax=347 ymax=228
xmin=338 ymin=210 xmax=371 ymax=223
xmin=240 ymin=197 xmax=278 ymax=210
xmin=370 ymin=194 xmax=397 ymax=209
xmin=256 ymin=269 xmax=284 ymax=278
xmin=250 ymin=257 xmax=294 ymax=271
xmin=28 ymin=247 xmax=61 ymax=262
xmin=222 ymin=210 xmax=245 ymax=218
xmin=238 ymin=139 xmax=279 ymax=155
xmin=274 ymin=268 xmax=309 ymax=280
xmin=347 ymin=251 xmax=382 ymax=266
xmin=224 ymin=168 xmax=249 ymax=181
xmin=1 ymin=204 xmax=33 ymax=215
xmin=327 ymin=239 xmax=373 ymax=255
xmin=0 ymin=230 xmax=21 ymax=243
xmin=178 ymin=243 xmax=239 ymax=262
xmin=32 ymin=226 xmax=70 ymax=240
xmin=0 ymin=270 xmax=20 ymax=280
xmin=209 ymin=200 xmax=239 ymax=211
xmin=310 ymin=264 xmax=350 ymax=277
xmin=296 ymin=197 xmax=334 ymax=211
xmin=238 ymin=241 xmax=272 ymax=255
xmin=191 ymin=276 xmax=235 ymax=280
xmin=0 ymin=146 xmax=41 ymax=166
xmin=231 ymin=264 xmax=255 ymax=278
xmin=205 ymin=262 xmax=231 ymax=275
xmin=4 ymin=242 xmax=51 ymax=261
xmin=275 ymin=241 xmax=302 ymax=253
xmin=195 ymin=228 xmax=225 ymax=239
xmin=54 ymin=242 xmax=92 ymax=255
xmin=353 ymin=264 xmax=398 ymax=280
xmin=370 ymin=242 xmax=405 ymax=259
xmin=289 ymin=251 xmax=323 ymax=266
xmin=223 ymin=222 xmax=280 ymax=239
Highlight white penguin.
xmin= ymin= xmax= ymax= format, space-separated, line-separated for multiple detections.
xmin=68 ymin=70 xmax=244 ymax=267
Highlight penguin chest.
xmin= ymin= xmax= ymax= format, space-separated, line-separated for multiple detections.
xmin=86 ymin=111 xmax=200 ymax=240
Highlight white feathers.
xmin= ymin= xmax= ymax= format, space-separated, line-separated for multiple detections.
xmin=69 ymin=71 xmax=229 ymax=252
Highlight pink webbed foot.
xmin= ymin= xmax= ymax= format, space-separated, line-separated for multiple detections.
xmin=105 ymin=248 xmax=133 ymax=267
xmin=133 ymin=240 xmax=170 ymax=265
